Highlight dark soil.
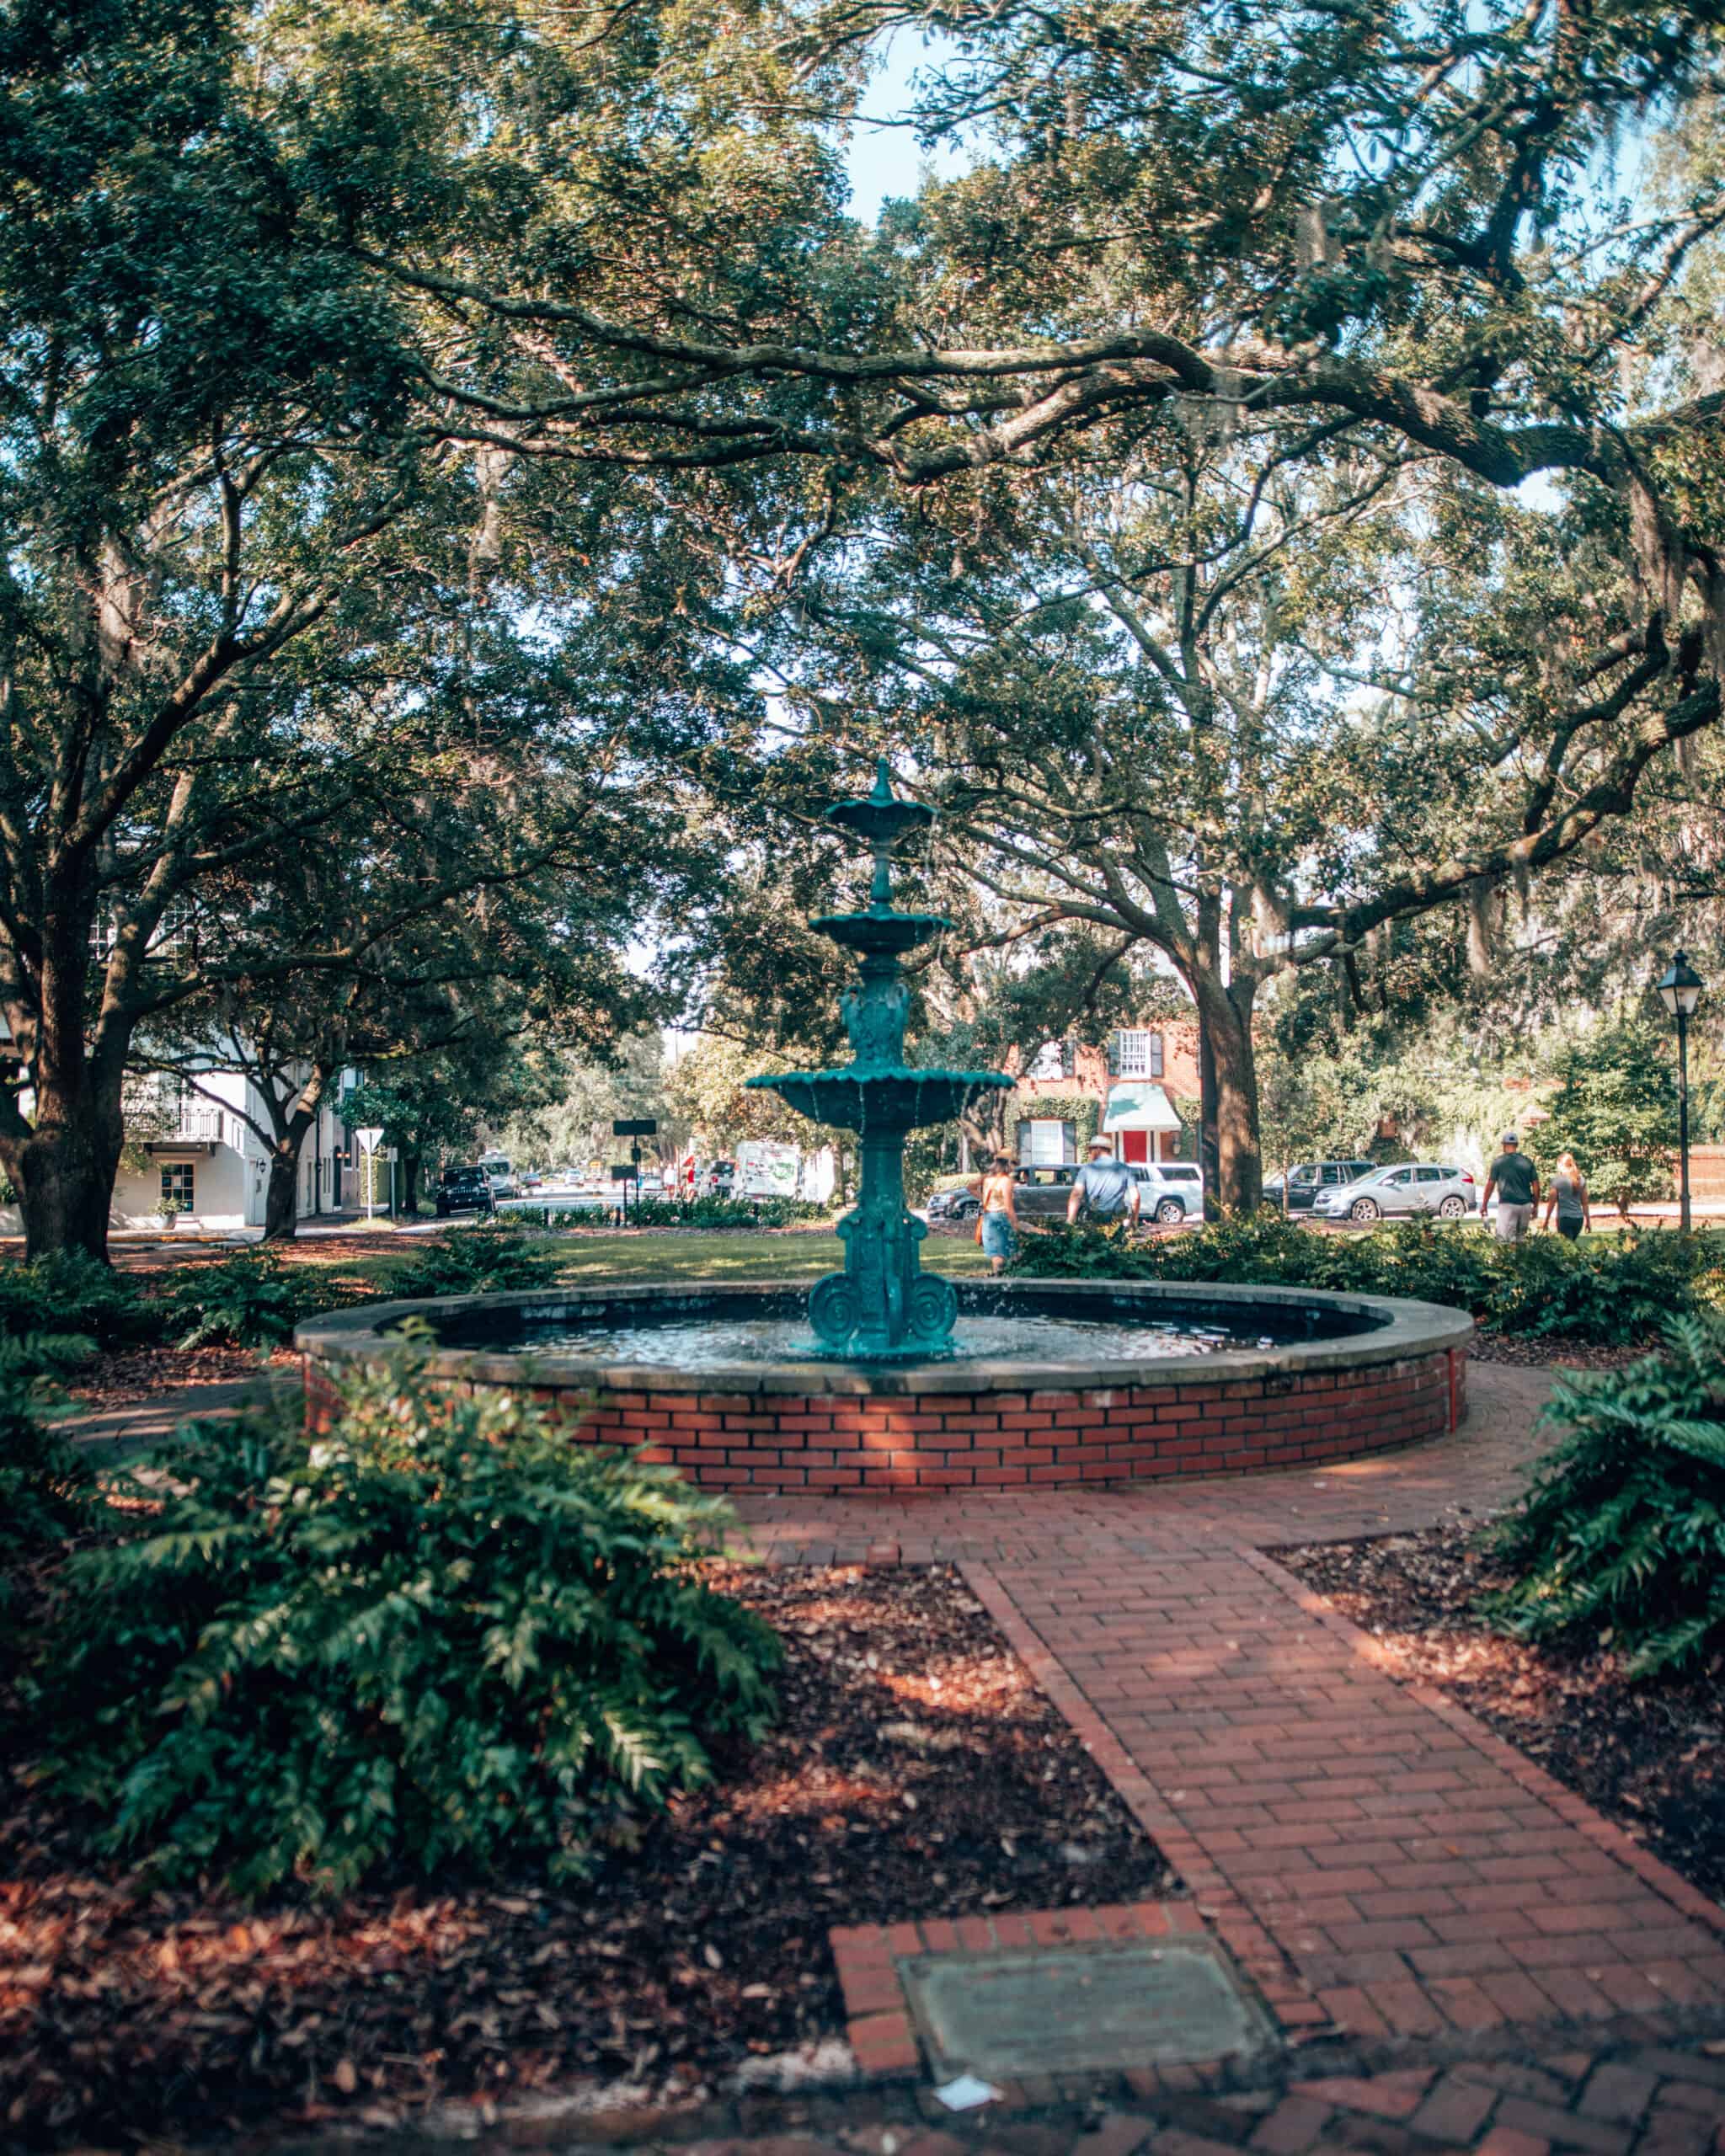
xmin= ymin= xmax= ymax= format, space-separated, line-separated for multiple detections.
xmin=0 ymin=1563 xmax=1175 ymax=2148
xmin=1274 ymin=1524 xmax=1725 ymax=1908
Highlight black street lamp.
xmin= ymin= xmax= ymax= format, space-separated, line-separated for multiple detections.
xmin=1656 ymin=950 xmax=1705 ymax=1232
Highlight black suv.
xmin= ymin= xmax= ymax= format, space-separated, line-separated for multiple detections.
xmin=435 ymin=1166 xmax=495 ymax=1219
xmin=1268 ymin=1159 xmax=1378 ymax=1212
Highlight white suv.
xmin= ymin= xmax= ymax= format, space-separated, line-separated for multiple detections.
xmin=1126 ymin=1161 xmax=1205 ymax=1224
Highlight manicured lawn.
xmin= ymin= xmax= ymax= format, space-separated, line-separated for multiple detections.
xmin=278 ymin=1223 xmax=994 ymax=1297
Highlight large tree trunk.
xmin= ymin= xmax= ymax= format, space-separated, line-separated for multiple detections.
xmin=401 ymin=1151 xmax=422 ymax=1216
xmin=1194 ymin=976 xmax=1263 ymax=1215
xmin=8 ymin=918 xmax=127 ymax=1262
xmin=262 ymin=1143 xmax=302 ymax=1241
xmin=14 ymin=1090 xmax=120 ymax=1263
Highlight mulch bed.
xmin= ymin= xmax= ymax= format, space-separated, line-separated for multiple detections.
xmin=1273 ymin=1524 xmax=1725 ymax=1908
xmin=1466 ymin=1334 xmax=1649 ymax=1371
xmin=0 ymin=1563 xmax=1175 ymax=2148
xmin=67 ymin=1345 xmax=296 ymax=1406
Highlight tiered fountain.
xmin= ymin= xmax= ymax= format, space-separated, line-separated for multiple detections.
xmin=298 ymin=763 xmax=1471 ymax=1493
xmin=744 ymin=761 xmax=1012 ymax=1359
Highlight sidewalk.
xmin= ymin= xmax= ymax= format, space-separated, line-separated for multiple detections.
xmin=685 ymin=1360 xmax=1725 ymax=2156
xmin=65 ymin=1369 xmax=293 ymax=1458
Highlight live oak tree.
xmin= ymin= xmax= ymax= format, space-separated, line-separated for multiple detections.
xmin=14 ymin=0 xmax=1725 ymax=1238
xmin=0 ymin=0 xmax=772 ymax=1257
xmin=328 ymin=2 xmax=1724 ymax=1203
xmin=132 ymin=776 xmax=665 ymax=1236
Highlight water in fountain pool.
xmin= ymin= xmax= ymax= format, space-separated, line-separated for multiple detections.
xmin=489 ymin=1311 xmax=1290 ymax=1369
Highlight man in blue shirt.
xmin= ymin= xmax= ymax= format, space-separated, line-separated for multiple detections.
xmin=1067 ymin=1136 xmax=1142 ymax=1227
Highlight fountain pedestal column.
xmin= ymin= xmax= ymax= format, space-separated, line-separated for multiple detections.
xmin=745 ymin=762 xmax=1012 ymax=1360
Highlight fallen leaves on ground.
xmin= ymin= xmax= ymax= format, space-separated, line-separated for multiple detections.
xmin=1274 ymin=1524 xmax=1725 ymax=1905
xmin=1467 ymin=1335 xmax=1649 ymax=1371
xmin=0 ymin=1563 xmax=1174 ymax=2148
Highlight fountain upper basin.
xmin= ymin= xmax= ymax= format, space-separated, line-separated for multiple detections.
xmin=298 ymin=1279 xmax=1471 ymax=1495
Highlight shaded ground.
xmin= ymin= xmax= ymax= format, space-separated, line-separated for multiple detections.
xmin=1273 ymin=1522 xmax=1725 ymax=1908
xmin=0 ymin=1563 xmax=1175 ymax=2149
xmin=67 ymin=1343 xmax=296 ymax=1404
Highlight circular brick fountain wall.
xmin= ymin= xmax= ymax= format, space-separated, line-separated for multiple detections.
xmin=297 ymin=1280 xmax=1471 ymax=1497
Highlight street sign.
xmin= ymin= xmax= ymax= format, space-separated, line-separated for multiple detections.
xmin=355 ymin=1126 xmax=383 ymax=1152
xmin=612 ymin=1118 xmax=658 ymax=1137
xmin=609 ymin=1163 xmax=638 ymax=1181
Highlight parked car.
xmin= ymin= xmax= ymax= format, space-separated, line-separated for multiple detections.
xmin=519 ymin=1170 xmax=544 ymax=1192
xmin=1126 ymin=1161 xmax=1205 ymax=1224
xmin=701 ymin=1159 xmax=736 ymax=1197
xmin=484 ymin=1168 xmax=519 ymax=1200
xmin=1311 ymin=1161 xmax=1476 ymax=1222
xmin=926 ymin=1184 xmax=980 ymax=1223
xmin=1011 ymin=1166 xmax=1080 ymax=1220
xmin=435 ymin=1166 xmax=495 ymax=1219
xmin=1265 ymin=1159 xmax=1378 ymax=1212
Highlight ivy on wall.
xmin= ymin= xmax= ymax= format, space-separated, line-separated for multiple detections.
xmin=1005 ymin=1093 xmax=1101 ymax=1160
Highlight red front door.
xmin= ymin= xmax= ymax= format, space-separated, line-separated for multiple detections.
xmin=1120 ymin=1129 xmax=1148 ymax=1163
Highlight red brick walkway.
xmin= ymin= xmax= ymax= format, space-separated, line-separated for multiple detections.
xmin=677 ymin=1360 xmax=1725 ymax=2153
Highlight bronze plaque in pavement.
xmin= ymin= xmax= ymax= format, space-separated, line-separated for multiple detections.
xmin=899 ymin=1938 xmax=1279 ymax=2080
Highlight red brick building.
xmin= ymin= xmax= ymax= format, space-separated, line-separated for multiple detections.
xmin=1008 ymin=1022 xmax=1202 ymax=1165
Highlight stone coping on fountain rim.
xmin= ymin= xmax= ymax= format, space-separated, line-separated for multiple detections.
xmin=294 ymin=1278 xmax=1473 ymax=1399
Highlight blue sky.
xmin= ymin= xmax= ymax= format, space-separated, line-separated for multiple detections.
xmin=844 ymin=28 xmax=973 ymax=221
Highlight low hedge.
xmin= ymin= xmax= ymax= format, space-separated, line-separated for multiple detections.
xmin=617 ymin=1196 xmax=828 ymax=1230
xmin=21 ymin=1365 xmax=782 ymax=1896
xmin=1009 ymin=1213 xmax=1725 ymax=1346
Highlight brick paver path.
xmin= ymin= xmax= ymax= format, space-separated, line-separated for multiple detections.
xmin=681 ymin=1358 xmax=1725 ymax=2154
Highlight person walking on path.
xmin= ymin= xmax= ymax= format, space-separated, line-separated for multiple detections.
xmin=1481 ymin=1132 xmax=1540 ymax=1241
xmin=1067 ymin=1134 xmax=1142 ymax=1230
xmin=975 ymin=1151 xmax=1019 ymax=1273
xmin=1542 ymin=1150 xmax=1592 ymax=1240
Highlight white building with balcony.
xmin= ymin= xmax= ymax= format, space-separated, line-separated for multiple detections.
xmin=113 ymin=1071 xmax=355 ymax=1232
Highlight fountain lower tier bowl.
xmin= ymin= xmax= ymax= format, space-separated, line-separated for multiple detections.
xmin=744 ymin=1065 xmax=1013 ymax=1132
xmin=298 ymin=1279 xmax=1471 ymax=1497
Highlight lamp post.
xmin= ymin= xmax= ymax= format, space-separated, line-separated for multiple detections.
xmin=1656 ymin=951 xmax=1705 ymax=1233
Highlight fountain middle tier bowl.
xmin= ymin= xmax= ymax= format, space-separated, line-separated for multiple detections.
xmin=809 ymin=909 xmax=952 ymax=958
xmin=298 ymin=1279 xmax=1472 ymax=1497
xmin=745 ymin=1065 xmax=1013 ymax=1133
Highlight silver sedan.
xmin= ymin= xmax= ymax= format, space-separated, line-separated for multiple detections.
xmin=1309 ymin=1162 xmax=1477 ymax=1223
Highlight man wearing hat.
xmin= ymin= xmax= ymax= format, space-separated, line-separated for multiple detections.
xmin=1481 ymin=1132 xmax=1539 ymax=1241
xmin=1066 ymin=1134 xmax=1142 ymax=1230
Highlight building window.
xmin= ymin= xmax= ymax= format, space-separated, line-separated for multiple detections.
xmin=1115 ymin=1030 xmax=1164 ymax=1079
xmin=1027 ymin=1039 xmax=1071 ymax=1081
xmin=160 ymin=1162 xmax=195 ymax=1214
xmin=1018 ymin=1118 xmax=1076 ymax=1166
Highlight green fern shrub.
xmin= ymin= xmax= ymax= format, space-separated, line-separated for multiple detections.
xmin=1011 ymin=1216 xmax=1724 ymax=1345
xmin=391 ymin=1225 xmax=551 ymax=1298
xmin=24 ymin=1368 xmax=782 ymax=1896
xmin=0 ymin=1252 xmax=147 ymax=1348
xmin=1484 ymin=1313 xmax=1725 ymax=1675
xmin=0 ymin=1337 xmax=101 ymax=1611
xmin=158 ymin=1251 xmax=360 ymax=1348
xmin=1487 ymin=1230 xmax=1706 ymax=1344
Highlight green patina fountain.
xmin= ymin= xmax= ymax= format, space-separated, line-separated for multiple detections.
xmin=745 ymin=762 xmax=1012 ymax=1358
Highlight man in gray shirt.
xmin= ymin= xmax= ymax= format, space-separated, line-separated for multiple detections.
xmin=1481 ymin=1132 xmax=1540 ymax=1241
xmin=1067 ymin=1135 xmax=1142 ymax=1227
